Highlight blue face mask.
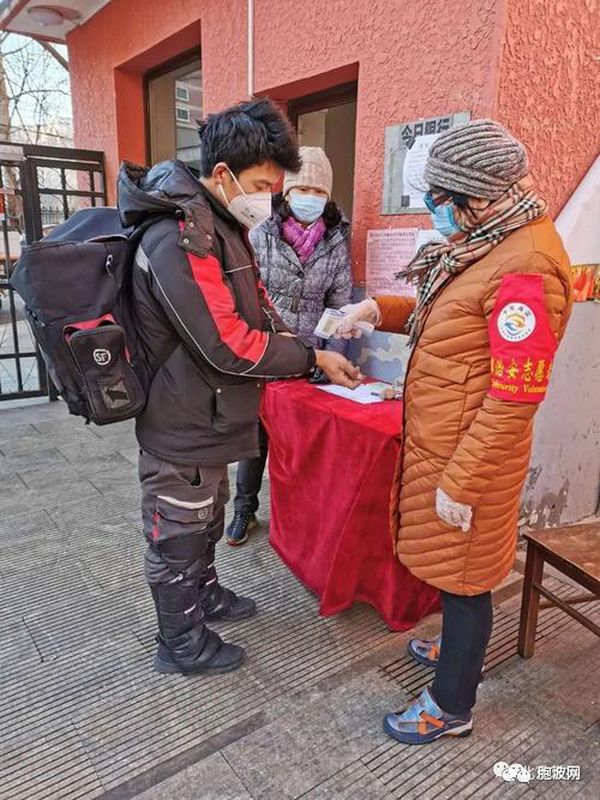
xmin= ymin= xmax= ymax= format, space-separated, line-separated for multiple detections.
xmin=288 ymin=192 xmax=327 ymax=224
xmin=424 ymin=191 xmax=462 ymax=238
xmin=430 ymin=204 xmax=461 ymax=237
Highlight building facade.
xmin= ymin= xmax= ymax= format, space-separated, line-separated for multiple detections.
xmin=1 ymin=0 xmax=598 ymax=525
xmin=52 ymin=0 xmax=598 ymax=283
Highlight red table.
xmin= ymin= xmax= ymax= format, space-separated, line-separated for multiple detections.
xmin=261 ymin=380 xmax=440 ymax=631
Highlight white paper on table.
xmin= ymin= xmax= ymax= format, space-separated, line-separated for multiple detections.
xmin=315 ymin=383 xmax=387 ymax=404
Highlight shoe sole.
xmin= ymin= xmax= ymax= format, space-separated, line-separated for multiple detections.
xmin=154 ymin=651 xmax=245 ymax=676
xmin=383 ymin=717 xmax=473 ymax=745
xmin=226 ymin=519 xmax=259 ymax=547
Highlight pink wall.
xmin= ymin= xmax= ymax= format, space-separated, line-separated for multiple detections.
xmin=495 ymin=0 xmax=599 ymax=217
xmin=67 ymin=0 xmax=598 ymax=282
xmin=252 ymin=0 xmax=506 ymax=279
xmin=68 ymin=0 xmax=247 ymax=193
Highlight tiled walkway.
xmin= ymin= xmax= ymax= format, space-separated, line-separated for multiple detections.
xmin=0 ymin=399 xmax=598 ymax=800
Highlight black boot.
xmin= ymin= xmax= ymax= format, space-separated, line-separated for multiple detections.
xmin=199 ymin=580 xmax=257 ymax=622
xmin=150 ymin=581 xmax=245 ymax=675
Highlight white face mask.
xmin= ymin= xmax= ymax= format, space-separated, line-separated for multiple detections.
xmin=218 ymin=165 xmax=272 ymax=229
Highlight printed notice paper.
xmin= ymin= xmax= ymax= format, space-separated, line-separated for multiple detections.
xmin=366 ymin=228 xmax=418 ymax=297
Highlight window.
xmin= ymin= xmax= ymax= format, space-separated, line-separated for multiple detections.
xmin=146 ymin=53 xmax=202 ymax=169
xmin=175 ymin=84 xmax=190 ymax=102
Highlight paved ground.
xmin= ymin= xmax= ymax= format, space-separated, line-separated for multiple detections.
xmin=0 ymin=398 xmax=598 ymax=800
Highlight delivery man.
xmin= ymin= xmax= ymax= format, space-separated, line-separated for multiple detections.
xmin=118 ymin=98 xmax=361 ymax=676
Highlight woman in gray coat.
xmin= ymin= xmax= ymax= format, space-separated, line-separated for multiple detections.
xmin=226 ymin=146 xmax=353 ymax=545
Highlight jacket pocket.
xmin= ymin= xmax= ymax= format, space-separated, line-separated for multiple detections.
xmin=153 ymin=493 xmax=215 ymax=541
xmin=413 ymin=351 xmax=470 ymax=384
xmin=65 ymin=321 xmax=146 ymax=424
xmin=212 ymin=381 xmax=262 ymax=435
xmin=407 ymin=352 xmax=470 ymax=460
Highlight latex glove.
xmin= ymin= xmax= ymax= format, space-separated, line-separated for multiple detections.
xmin=436 ymin=487 xmax=472 ymax=533
xmin=315 ymin=351 xmax=363 ymax=389
xmin=334 ymin=298 xmax=382 ymax=339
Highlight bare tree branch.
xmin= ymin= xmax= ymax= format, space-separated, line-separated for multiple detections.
xmin=0 ymin=33 xmax=71 ymax=145
xmin=39 ymin=41 xmax=68 ymax=72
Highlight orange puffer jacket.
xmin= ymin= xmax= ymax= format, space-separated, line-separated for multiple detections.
xmin=376 ymin=217 xmax=572 ymax=596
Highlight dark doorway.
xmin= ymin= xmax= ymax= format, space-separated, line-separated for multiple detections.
xmin=288 ymin=82 xmax=357 ymax=219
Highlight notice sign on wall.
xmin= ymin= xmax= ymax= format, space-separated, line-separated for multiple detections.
xmin=381 ymin=111 xmax=470 ymax=215
xmin=366 ymin=228 xmax=419 ymax=297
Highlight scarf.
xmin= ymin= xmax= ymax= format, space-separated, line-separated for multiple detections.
xmin=396 ymin=176 xmax=548 ymax=346
xmin=282 ymin=215 xmax=327 ymax=265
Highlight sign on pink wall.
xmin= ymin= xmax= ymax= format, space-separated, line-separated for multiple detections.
xmin=365 ymin=228 xmax=418 ymax=296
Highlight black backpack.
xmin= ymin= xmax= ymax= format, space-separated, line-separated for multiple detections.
xmin=11 ymin=206 xmax=166 ymax=425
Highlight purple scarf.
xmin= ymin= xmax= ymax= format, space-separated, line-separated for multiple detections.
xmin=282 ymin=215 xmax=327 ymax=265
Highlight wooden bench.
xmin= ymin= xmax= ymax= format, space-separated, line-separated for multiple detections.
xmin=518 ymin=523 xmax=600 ymax=658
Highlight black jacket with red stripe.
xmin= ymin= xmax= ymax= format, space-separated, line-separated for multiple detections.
xmin=117 ymin=160 xmax=316 ymax=465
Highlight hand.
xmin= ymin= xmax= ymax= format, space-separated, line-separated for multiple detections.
xmin=436 ymin=487 xmax=472 ymax=533
xmin=335 ymin=298 xmax=382 ymax=339
xmin=315 ymin=351 xmax=363 ymax=389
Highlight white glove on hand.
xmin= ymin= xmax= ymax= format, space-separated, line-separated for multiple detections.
xmin=436 ymin=487 xmax=472 ymax=533
xmin=335 ymin=298 xmax=382 ymax=339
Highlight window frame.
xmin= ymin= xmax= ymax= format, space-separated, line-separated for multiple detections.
xmin=287 ymin=81 xmax=358 ymax=131
xmin=175 ymin=105 xmax=191 ymax=123
xmin=144 ymin=48 xmax=201 ymax=165
xmin=175 ymin=84 xmax=190 ymax=103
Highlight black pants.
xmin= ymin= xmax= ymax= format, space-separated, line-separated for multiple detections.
xmin=430 ymin=590 xmax=493 ymax=716
xmin=233 ymin=422 xmax=269 ymax=515
xmin=139 ymin=451 xmax=229 ymax=588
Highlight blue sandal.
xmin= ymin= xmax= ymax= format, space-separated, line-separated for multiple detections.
xmin=407 ymin=634 xmax=441 ymax=668
xmin=384 ymin=687 xmax=473 ymax=745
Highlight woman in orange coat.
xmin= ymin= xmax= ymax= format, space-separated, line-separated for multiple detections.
xmin=340 ymin=120 xmax=572 ymax=745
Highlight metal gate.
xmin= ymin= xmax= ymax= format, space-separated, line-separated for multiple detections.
xmin=0 ymin=142 xmax=106 ymax=401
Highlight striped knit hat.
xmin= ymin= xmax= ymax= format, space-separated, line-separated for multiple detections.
xmin=424 ymin=119 xmax=529 ymax=200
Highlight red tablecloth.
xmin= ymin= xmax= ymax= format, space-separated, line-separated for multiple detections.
xmin=261 ymin=380 xmax=440 ymax=631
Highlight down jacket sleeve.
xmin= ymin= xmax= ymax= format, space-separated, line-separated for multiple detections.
xmin=438 ymin=253 xmax=572 ymax=508
xmin=141 ymin=232 xmax=316 ymax=379
xmin=375 ymin=295 xmax=417 ymax=334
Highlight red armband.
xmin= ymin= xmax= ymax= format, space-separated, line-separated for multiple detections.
xmin=488 ymin=273 xmax=558 ymax=403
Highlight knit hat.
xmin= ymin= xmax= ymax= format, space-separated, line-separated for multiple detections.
xmin=424 ymin=119 xmax=529 ymax=200
xmin=283 ymin=146 xmax=333 ymax=198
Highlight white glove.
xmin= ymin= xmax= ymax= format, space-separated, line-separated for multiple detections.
xmin=436 ymin=487 xmax=472 ymax=533
xmin=335 ymin=298 xmax=382 ymax=339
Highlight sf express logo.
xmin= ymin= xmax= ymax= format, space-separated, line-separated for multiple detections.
xmin=497 ymin=303 xmax=536 ymax=343
xmin=93 ymin=348 xmax=112 ymax=366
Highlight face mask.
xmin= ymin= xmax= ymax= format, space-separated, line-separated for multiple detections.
xmin=218 ymin=166 xmax=272 ymax=229
xmin=288 ymin=192 xmax=327 ymax=224
xmin=430 ymin=204 xmax=461 ymax=238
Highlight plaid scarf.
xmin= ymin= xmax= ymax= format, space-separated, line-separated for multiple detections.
xmin=396 ymin=176 xmax=548 ymax=346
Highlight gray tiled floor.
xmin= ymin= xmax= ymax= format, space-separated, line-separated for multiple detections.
xmin=0 ymin=398 xmax=598 ymax=800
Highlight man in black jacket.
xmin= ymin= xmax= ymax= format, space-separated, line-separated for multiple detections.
xmin=117 ymin=99 xmax=361 ymax=675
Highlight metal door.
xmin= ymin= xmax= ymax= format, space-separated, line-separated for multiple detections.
xmin=0 ymin=142 xmax=105 ymax=400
